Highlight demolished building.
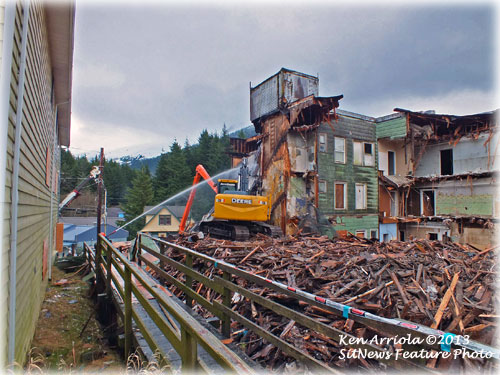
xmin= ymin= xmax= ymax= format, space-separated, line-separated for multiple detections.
xmin=242 ymin=68 xmax=380 ymax=237
xmin=229 ymin=68 xmax=498 ymax=247
xmin=379 ymin=109 xmax=499 ymax=249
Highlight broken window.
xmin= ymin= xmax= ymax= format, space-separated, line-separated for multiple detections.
xmin=428 ymin=233 xmax=438 ymax=240
xmin=319 ymin=133 xmax=327 ymax=152
xmin=399 ymin=231 xmax=405 ymax=241
xmin=159 ymin=215 xmax=171 ymax=226
xmin=364 ymin=143 xmax=374 ymax=166
xmin=383 ymin=233 xmax=389 ymax=242
xmin=334 ymin=182 xmax=346 ymax=209
xmin=353 ymin=141 xmax=374 ymax=166
xmin=334 ymin=137 xmax=345 ymax=163
xmin=355 ymin=230 xmax=365 ymax=238
xmin=370 ymin=230 xmax=377 ymax=239
xmin=390 ymin=191 xmax=397 ymax=216
xmin=388 ymin=151 xmax=395 ymax=175
xmin=355 ymin=183 xmax=367 ymax=209
xmin=421 ymin=190 xmax=435 ymax=216
xmin=440 ymin=149 xmax=453 ymax=175
xmin=319 ymin=180 xmax=327 ymax=193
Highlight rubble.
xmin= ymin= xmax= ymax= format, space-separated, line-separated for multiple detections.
xmin=150 ymin=234 xmax=497 ymax=370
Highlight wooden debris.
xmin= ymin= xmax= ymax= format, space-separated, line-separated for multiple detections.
xmin=146 ymin=234 xmax=497 ymax=371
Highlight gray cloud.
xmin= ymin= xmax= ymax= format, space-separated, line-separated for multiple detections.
xmin=71 ymin=3 xmax=495 ymax=155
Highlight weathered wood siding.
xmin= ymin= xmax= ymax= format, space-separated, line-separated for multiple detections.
xmin=3 ymin=1 xmax=60 ymax=363
xmin=376 ymin=115 xmax=406 ymax=139
xmin=317 ymin=113 xmax=379 ymax=235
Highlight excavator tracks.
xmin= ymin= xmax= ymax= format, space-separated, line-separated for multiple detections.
xmin=199 ymin=220 xmax=282 ymax=241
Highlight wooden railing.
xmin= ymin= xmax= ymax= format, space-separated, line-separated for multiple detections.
xmin=85 ymin=235 xmax=255 ymax=373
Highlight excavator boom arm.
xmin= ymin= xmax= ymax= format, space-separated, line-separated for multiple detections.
xmin=179 ymin=165 xmax=217 ymax=233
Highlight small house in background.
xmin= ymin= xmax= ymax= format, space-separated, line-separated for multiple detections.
xmin=141 ymin=205 xmax=187 ymax=238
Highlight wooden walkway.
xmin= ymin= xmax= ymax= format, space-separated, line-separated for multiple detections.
xmin=88 ymin=238 xmax=257 ymax=374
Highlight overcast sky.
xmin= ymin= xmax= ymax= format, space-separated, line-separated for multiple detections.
xmin=69 ymin=2 xmax=497 ymax=158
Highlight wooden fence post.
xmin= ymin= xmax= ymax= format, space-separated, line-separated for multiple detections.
xmin=221 ymin=271 xmax=232 ymax=338
xmin=96 ymin=235 xmax=102 ymax=284
xmin=137 ymin=234 xmax=142 ymax=267
xmin=185 ymin=253 xmax=193 ymax=308
xmin=181 ymin=326 xmax=197 ymax=370
xmin=124 ymin=267 xmax=132 ymax=357
xmin=105 ymin=243 xmax=112 ymax=298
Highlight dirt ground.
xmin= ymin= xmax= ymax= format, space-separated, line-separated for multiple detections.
xmin=28 ymin=265 xmax=125 ymax=372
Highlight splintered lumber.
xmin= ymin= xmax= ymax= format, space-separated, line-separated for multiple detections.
xmin=343 ymin=281 xmax=394 ymax=304
xmin=240 ymin=246 xmax=262 ymax=264
xmin=431 ymin=272 xmax=460 ymax=329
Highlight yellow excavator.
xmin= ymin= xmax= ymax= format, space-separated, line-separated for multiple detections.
xmin=179 ymin=161 xmax=281 ymax=240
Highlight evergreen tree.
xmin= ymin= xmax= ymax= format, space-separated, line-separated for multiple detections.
xmin=154 ymin=140 xmax=192 ymax=204
xmin=122 ymin=166 xmax=154 ymax=239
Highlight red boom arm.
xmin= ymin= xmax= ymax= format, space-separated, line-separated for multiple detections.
xmin=179 ymin=164 xmax=218 ymax=233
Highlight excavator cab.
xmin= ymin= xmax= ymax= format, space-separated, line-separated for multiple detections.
xmin=217 ymin=179 xmax=239 ymax=194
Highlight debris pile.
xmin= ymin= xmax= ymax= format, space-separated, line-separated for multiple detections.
xmin=156 ymin=235 xmax=496 ymax=370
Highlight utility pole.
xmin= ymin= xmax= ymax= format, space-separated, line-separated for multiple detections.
xmin=96 ymin=148 xmax=104 ymax=285
xmin=97 ymin=147 xmax=104 ymax=238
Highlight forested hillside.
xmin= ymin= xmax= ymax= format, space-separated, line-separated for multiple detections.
xmin=60 ymin=127 xmax=233 ymax=238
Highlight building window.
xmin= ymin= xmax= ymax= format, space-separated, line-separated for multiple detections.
xmin=399 ymin=231 xmax=405 ymax=241
xmin=429 ymin=233 xmax=438 ymax=240
xmin=334 ymin=182 xmax=346 ymax=210
xmin=353 ymin=141 xmax=374 ymax=166
xmin=355 ymin=183 xmax=367 ymax=209
xmin=334 ymin=137 xmax=345 ymax=163
xmin=318 ymin=180 xmax=327 ymax=193
xmin=319 ymin=133 xmax=327 ymax=152
xmin=440 ymin=149 xmax=453 ymax=175
xmin=355 ymin=230 xmax=366 ymax=238
xmin=159 ymin=215 xmax=171 ymax=226
xmin=383 ymin=233 xmax=389 ymax=242
xmin=388 ymin=151 xmax=395 ymax=175
xmin=370 ymin=230 xmax=378 ymax=239
xmin=390 ymin=191 xmax=397 ymax=216
xmin=421 ymin=190 xmax=435 ymax=216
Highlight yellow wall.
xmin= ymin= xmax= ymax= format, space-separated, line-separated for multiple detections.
xmin=378 ymin=139 xmax=411 ymax=176
xmin=142 ymin=208 xmax=182 ymax=233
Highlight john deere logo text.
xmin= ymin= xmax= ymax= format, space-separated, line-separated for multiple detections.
xmin=232 ymin=198 xmax=252 ymax=205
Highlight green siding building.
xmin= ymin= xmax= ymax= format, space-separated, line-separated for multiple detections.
xmin=317 ymin=110 xmax=379 ymax=238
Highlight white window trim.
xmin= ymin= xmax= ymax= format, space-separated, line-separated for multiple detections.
xmin=334 ymin=182 xmax=347 ymax=210
xmin=353 ymin=141 xmax=375 ymax=167
xmin=355 ymin=183 xmax=367 ymax=210
xmin=319 ymin=180 xmax=327 ymax=194
xmin=334 ymin=137 xmax=345 ymax=164
xmin=319 ymin=133 xmax=327 ymax=152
